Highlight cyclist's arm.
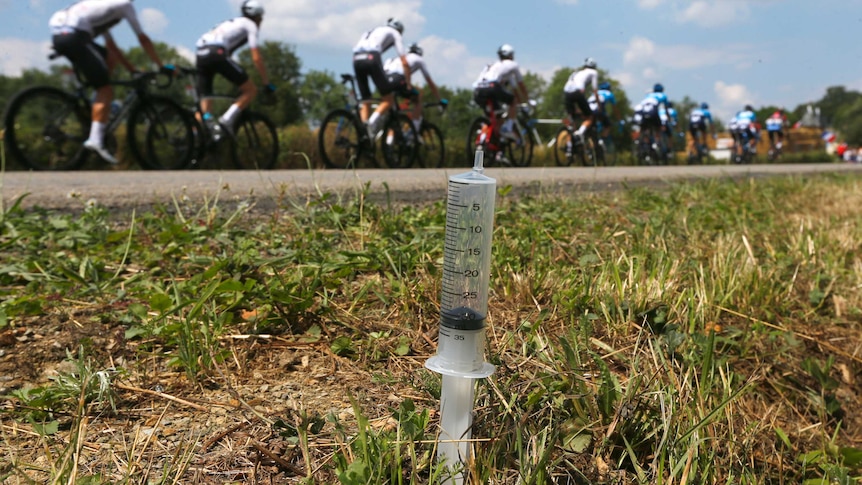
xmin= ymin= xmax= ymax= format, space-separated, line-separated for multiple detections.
xmin=137 ymin=32 xmax=164 ymax=69
xmin=250 ymin=47 xmax=270 ymax=86
xmin=400 ymin=55 xmax=411 ymax=87
xmin=104 ymin=33 xmax=136 ymax=73
xmin=425 ymin=76 xmax=441 ymax=102
xmin=516 ymin=80 xmax=528 ymax=104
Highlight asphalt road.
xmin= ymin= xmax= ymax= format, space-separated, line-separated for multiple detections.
xmin=3 ymin=163 xmax=862 ymax=213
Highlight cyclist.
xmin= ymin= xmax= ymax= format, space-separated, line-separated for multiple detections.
xmin=665 ymin=101 xmax=679 ymax=156
xmin=735 ymin=104 xmax=758 ymax=157
xmin=472 ymin=44 xmax=529 ymax=142
xmin=634 ymin=83 xmax=669 ymax=152
xmin=352 ymin=18 xmax=410 ymax=137
xmin=687 ymin=102 xmax=715 ymax=155
xmin=765 ymin=108 xmax=789 ymax=151
xmin=564 ymin=57 xmax=599 ymax=140
xmin=383 ymin=42 xmax=447 ymax=134
xmin=195 ymin=0 xmax=274 ymax=140
xmin=49 ymin=0 xmax=172 ymax=164
xmin=587 ymin=81 xmax=615 ymax=145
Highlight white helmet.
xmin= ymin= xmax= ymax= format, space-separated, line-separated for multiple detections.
xmin=584 ymin=57 xmax=597 ymax=68
xmin=498 ymin=44 xmax=515 ymax=60
xmin=387 ymin=17 xmax=404 ymax=34
xmin=241 ymin=0 xmax=264 ymax=18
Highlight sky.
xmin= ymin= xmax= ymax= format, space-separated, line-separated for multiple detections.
xmin=2 ymin=0 xmax=861 ymax=121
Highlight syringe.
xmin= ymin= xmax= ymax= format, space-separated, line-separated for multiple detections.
xmin=426 ymin=148 xmax=496 ymax=484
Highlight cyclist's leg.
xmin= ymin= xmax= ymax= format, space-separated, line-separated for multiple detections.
xmin=212 ymin=56 xmax=251 ymax=130
xmin=574 ymin=91 xmax=593 ymax=135
xmin=195 ymin=49 xmax=219 ymax=121
xmin=366 ymin=53 xmax=392 ymax=129
xmin=691 ymin=129 xmax=699 ymax=154
xmin=55 ymin=31 xmax=116 ymax=161
xmin=411 ymin=89 xmax=423 ymax=132
xmin=352 ymin=54 xmax=378 ymax=123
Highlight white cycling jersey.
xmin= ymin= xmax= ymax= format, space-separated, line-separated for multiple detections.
xmin=196 ymin=17 xmax=259 ymax=55
xmin=564 ymin=67 xmax=598 ymax=93
xmin=383 ymin=53 xmax=429 ymax=79
xmin=49 ymin=0 xmax=143 ymax=38
xmin=353 ymin=26 xmax=405 ymax=56
xmin=473 ymin=59 xmax=523 ymax=93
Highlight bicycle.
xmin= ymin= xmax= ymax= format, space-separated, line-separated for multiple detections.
xmin=632 ymin=121 xmax=668 ymax=166
xmin=687 ymin=129 xmax=710 ymax=165
xmin=3 ymin=54 xmax=193 ymax=171
xmin=318 ymin=73 xmax=417 ymax=169
xmin=176 ymin=67 xmax=279 ymax=170
xmin=730 ymin=129 xmax=758 ymax=164
xmin=465 ymin=100 xmax=535 ymax=167
xmin=554 ymin=116 xmax=604 ymax=167
xmin=395 ymin=98 xmax=447 ymax=168
xmin=766 ymin=132 xmax=786 ymax=162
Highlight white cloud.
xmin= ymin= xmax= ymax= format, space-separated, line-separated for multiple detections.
xmin=416 ymin=35 xmax=488 ymax=88
xmin=637 ymin=0 xmax=665 ymax=9
xmin=174 ymin=45 xmax=195 ymax=63
xmin=623 ymin=36 xmax=655 ymax=65
xmin=0 ymin=38 xmax=51 ymax=76
xmin=140 ymin=8 xmax=169 ymax=35
xmin=714 ymin=80 xmax=755 ymax=120
xmin=623 ymin=35 xmax=753 ymax=71
xmin=232 ymin=0 xmax=425 ymax=48
xmin=676 ymin=1 xmax=749 ymax=27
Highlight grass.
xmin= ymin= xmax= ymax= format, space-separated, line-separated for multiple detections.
xmin=0 ymin=171 xmax=861 ymax=483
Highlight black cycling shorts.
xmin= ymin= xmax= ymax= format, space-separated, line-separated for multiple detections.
xmin=689 ymin=122 xmax=706 ymax=137
xmin=640 ymin=113 xmax=663 ymax=131
xmin=768 ymin=130 xmax=784 ymax=142
xmin=564 ymin=90 xmax=592 ymax=120
xmin=195 ymin=46 xmax=249 ymax=96
xmin=386 ymin=73 xmax=418 ymax=99
xmin=52 ymin=30 xmax=109 ymax=88
xmin=353 ymin=51 xmax=391 ymax=99
xmin=473 ymin=82 xmax=514 ymax=113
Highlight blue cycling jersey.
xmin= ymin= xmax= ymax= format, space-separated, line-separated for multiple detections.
xmin=668 ymin=108 xmax=678 ymax=126
xmin=599 ymin=89 xmax=616 ymax=106
xmin=737 ymin=110 xmax=756 ymax=123
xmin=689 ymin=108 xmax=713 ymax=125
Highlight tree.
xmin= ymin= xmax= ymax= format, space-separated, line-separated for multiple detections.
xmin=816 ymin=86 xmax=861 ymax=126
xmin=237 ymin=41 xmax=303 ymax=126
xmin=297 ymin=69 xmax=346 ymax=128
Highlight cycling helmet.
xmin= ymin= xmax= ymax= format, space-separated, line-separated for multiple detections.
xmin=584 ymin=57 xmax=597 ymax=68
xmin=744 ymin=104 xmax=753 ymax=111
xmin=700 ymin=102 xmax=709 ymax=109
xmin=599 ymin=81 xmax=611 ymax=90
xmin=653 ymin=83 xmax=664 ymax=93
xmin=408 ymin=43 xmax=423 ymax=56
xmin=387 ymin=17 xmax=404 ymax=34
xmin=241 ymin=0 xmax=264 ymax=18
xmin=497 ymin=44 xmax=515 ymax=60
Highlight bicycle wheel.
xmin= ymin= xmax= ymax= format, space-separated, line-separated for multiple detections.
xmin=232 ymin=111 xmax=279 ymax=170
xmin=127 ymin=96 xmax=194 ymax=170
xmin=465 ymin=116 xmax=491 ymax=165
xmin=583 ymin=133 xmax=600 ymax=167
xmin=319 ymin=108 xmax=363 ymax=169
xmin=417 ymin=122 xmax=445 ymax=168
xmin=380 ymin=112 xmax=417 ymax=169
xmin=554 ymin=126 xmax=575 ymax=167
xmin=507 ymin=121 xmax=534 ymax=167
xmin=3 ymin=86 xmax=90 ymax=170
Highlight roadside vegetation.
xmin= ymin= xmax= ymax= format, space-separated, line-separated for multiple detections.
xmin=1 ymin=172 xmax=861 ymax=483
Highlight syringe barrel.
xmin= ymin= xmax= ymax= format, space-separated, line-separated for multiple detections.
xmin=440 ymin=170 xmax=496 ymax=330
